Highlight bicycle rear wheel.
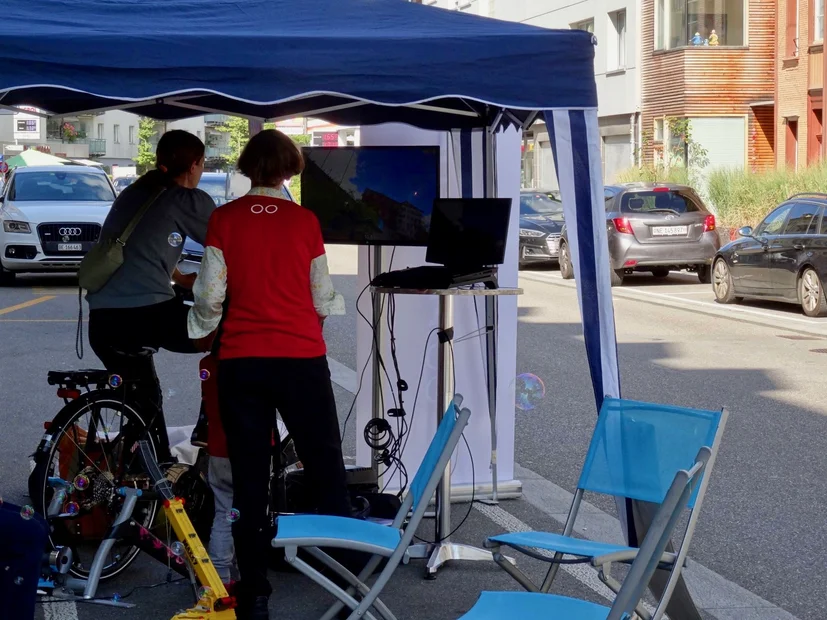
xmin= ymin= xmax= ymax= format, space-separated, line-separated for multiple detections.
xmin=29 ymin=390 xmax=160 ymax=580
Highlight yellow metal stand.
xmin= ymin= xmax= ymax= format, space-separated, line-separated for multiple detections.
xmin=164 ymin=498 xmax=237 ymax=620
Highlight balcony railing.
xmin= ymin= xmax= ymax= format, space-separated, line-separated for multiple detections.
xmin=809 ymin=47 xmax=824 ymax=91
xmin=88 ymin=139 xmax=106 ymax=156
xmin=205 ymin=146 xmax=232 ymax=159
xmin=204 ymin=114 xmax=230 ymax=125
xmin=43 ymin=136 xmax=106 ymax=156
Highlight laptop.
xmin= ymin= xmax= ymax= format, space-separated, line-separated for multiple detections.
xmin=371 ymin=197 xmax=513 ymax=290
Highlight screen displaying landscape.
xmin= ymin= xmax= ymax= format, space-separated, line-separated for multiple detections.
xmin=301 ymin=146 xmax=439 ymax=245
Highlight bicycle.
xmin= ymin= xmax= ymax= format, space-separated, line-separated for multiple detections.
xmin=29 ymin=359 xmax=215 ymax=582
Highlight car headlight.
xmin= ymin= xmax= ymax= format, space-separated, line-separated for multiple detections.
xmin=520 ymin=228 xmax=545 ymax=238
xmin=3 ymin=220 xmax=31 ymax=234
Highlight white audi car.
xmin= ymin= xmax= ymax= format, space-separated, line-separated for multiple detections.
xmin=0 ymin=165 xmax=116 ymax=284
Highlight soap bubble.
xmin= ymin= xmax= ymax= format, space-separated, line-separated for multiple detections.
xmin=108 ymin=374 xmax=122 ymax=388
xmin=226 ymin=508 xmax=241 ymax=523
xmin=168 ymin=232 xmax=183 ymax=247
xmin=197 ymin=586 xmax=212 ymax=600
xmin=14 ymin=576 xmax=23 ymax=585
xmin=199 ymin=369 xmax=210 ymax=381
xmin=514 ymin=373 xmax=546 ymax=412
xmin=170 ymin=541 xmax=185 ymax=557
xmin=73 ymin=474 xmax=90 ymax=491
xmin=65 ymin=502 xmax=80 ymax=516
xmin=20 ymin=505 xmax=34 ymax=520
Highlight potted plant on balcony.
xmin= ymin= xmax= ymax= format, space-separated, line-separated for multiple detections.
xmin=62 ymin=122 xmax=79 ymax=143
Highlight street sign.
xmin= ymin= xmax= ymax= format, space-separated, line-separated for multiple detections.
xmin=0 ymin=162 xmax=9 ymax=174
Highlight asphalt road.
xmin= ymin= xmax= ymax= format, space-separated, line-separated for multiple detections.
xmin=0 ymin=248 xmax=823 ymax=620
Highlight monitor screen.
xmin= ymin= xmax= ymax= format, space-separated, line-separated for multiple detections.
xmin=426 ymin=198 xmax=513 ymax=269
xmin=300 ymin=146 xmax=440 ymax=245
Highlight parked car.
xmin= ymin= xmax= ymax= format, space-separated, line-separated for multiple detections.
xmin=712 ymin=193 xmax=827 ymax=317
xmin=558 ymin=183 xmax=720 ymax=286
xmin=113 ymin=175 xmax=137 ymax=195
xmin=179 ymin=180 xmax=294 ymax=270
xmin=519 ymin=189 xmax=564 ymax=266
xmin=0 ymin=165 xmax=116 ymax=284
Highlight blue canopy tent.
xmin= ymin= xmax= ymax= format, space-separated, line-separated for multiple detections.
xmin=0 ymin=1 xmax=696 ymax=616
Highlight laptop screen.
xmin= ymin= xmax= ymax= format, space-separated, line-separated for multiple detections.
xmin=426 ymin=198 xmax=513 ymax=269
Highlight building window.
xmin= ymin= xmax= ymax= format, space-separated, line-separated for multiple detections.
xmin=657 ymin=0 xmax=745 ymax=49
xmin=16 ymin=119 xmax=37 ymax=132
xmin=654 ymin=118 xmax=665 ymax=142
xmin=97 ymin=123 xmax=104 ymax=140
xmin=786 ymin=118 xmax=799 ymax=169
xmin=572 ymin=19 xmax=595 ymax=33
xmin=787 ymin=0 xmax=799 ymax=56
xmin=815 ymin=0 xmax=825 ymax=42
xmin=608 ymin=10 xmax=627 ymax=70
xmin=114 ymin=125 xmax=120 ymax=144
xmin=128 ymin=126 xmax=135 ymax=144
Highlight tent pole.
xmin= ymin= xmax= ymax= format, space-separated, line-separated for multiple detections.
xmin=482 ymin=118 xmax=500 ymax=505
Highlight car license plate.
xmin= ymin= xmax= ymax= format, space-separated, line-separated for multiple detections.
xmin=652 ymin=226 xmax=687 ymax=236
xmin=58 ymin=243 xmax=83 ymax=252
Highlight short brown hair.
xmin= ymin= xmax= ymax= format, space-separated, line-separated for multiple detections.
xmin=237 ymin=129 xmax=304 ymax=186
xmin=156 ymin=130 xmax=205 ymax=177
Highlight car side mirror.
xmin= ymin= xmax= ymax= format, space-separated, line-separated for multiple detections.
xmin=737 ymin=226 xmax=753 ymax=238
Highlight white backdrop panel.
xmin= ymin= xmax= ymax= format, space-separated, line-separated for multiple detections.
xmin=353 ymin=124 xmax=520 ymax=492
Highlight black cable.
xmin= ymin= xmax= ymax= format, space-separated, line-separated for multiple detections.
xmin=340 ymin=282 xmax=373 ymax=444
xmin=75 ymin=286 xmax=84 ymax=360
xmin=399 ymin=328 xmax=438 ymax=460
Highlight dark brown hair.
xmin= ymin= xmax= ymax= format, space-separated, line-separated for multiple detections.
xmin=237 ymin=129 xmax=304 ymax=186
xmin=156 ymin=130 xmax=205 ymax=178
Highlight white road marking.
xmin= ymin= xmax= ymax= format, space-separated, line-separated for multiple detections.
xmin=327 ymin=358 xmax=801 ymax=620
xmin=42 ymin=597 xmax=79 ymax=620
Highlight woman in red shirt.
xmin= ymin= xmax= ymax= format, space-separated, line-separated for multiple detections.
xmin=188 ymin=130 xmax=351 ymax=619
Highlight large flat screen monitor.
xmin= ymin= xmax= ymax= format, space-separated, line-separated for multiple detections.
xmin=426 ymin=198 xmax=513 ymax=269
xmin=300 ymin=146 xmax=440 ymax=245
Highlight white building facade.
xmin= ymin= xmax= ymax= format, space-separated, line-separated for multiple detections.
xmin=427 ymin=0 xmax=642 ymax=186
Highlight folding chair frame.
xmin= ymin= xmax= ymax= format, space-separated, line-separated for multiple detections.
xmin=273 ymin=400 xmax=474 ymax=620
xmin=488 ymin=401 xmax=729 ymax=620
xmin=459 ymin=449 xmax=711 ymax=620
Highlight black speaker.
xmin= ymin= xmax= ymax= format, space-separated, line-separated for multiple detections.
xmin=0 ymin=502 xmax=49 ymax=620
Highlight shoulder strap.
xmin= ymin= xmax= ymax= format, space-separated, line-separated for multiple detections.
xmin=116 ymin=185 xmax=166 ymax=246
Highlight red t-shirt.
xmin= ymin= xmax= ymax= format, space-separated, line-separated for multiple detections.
xmin=205 ymin=195 xmax=327 ymax=360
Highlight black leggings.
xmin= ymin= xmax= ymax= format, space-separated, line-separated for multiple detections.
xmin=89 ymin=297 xmax=198 ymax=457
xmin=218 ymin=355 xmax=352 ymax=599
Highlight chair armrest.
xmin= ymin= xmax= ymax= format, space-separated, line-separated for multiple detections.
xmin=591 ymin=549 xmax=677 ymax=567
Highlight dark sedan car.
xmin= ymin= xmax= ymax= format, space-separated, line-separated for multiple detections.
xmin=519 ymin=189 xmax=564 ymax=266
xmin=559 ymin=183 xmax=720 ymax=286
xmin=712 ymin=193 xmax=827 ymax=317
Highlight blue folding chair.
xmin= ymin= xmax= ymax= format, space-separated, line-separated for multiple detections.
xmin=486 ymin=398 xmax=728 ymax=620
xmin=271 ymin=395 xmax=473 ymax=620
xmin=460 ymin=448 xmax=711 ymax=620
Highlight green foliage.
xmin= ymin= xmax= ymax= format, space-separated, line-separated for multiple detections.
xmin=707 ymin=164 xmax=827 ymax=228
xmin=134 ymin=117 xmax=158 ymax=174
xmin=215 ymin=116 xmax=250 ymax=169
xmin=629 ymin=118 xmax=709 ymax=189
xmin=287 ymin=134 xmax=310 ymax=204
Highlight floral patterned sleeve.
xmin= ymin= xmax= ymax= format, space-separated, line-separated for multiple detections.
xmin=310 ymin=253 xmax=345 ymax=317
xmin=187 ymin=245 xmax=227 ymax=339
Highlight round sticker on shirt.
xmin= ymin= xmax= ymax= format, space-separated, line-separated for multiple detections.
xmin=250 ymin=204 xmax=279 ymax=214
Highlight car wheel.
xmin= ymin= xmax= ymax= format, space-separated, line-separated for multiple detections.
xmin=798 ymin=268 xmax=827 ymax=317
xmin=712 ymin=259 xmax=739 ymax=304
xmin=651 ymin=268 xmax=670 ymax=278
xmin=697 ymin=264 xmax=712 ymax=284
xmin=0 ymin=267 xmax=15 ymax=286
xmin=610 ymin=269 xmax=624 ymax=287
xmin=559 ymin=241 xmax=574 ymax=279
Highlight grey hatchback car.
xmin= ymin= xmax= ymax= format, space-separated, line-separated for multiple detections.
xmin=558 ymin=183 xmax=721 ymax=286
